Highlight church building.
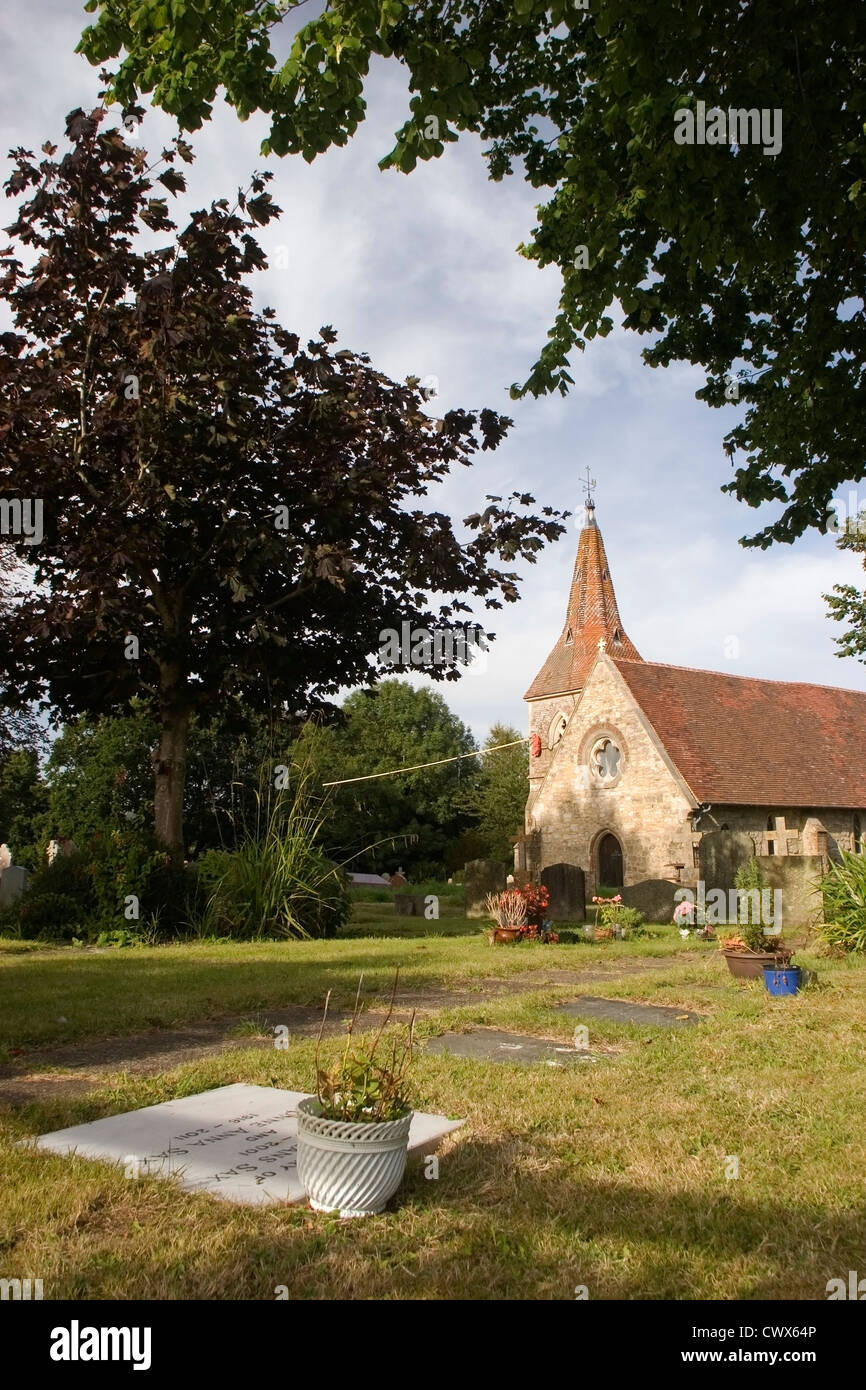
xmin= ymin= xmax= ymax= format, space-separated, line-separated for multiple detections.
xmin=520 ymin=496 xmax=866 ymax=896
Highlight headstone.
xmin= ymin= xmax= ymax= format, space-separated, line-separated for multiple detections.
xmin=393 ymin=894 xmax=427 ymax=917
xmin=0 ymin=865 xmax=29 ymax=907
xmin=464 ymin=859 xmax=507 ymax=918
xmin=541 ymin=862 xmax=586 ymax=922
xmin=31 ymin=1083 xmax=464 ymax=1207
xmin=620 ymin=878 xmax=681 ymax=923
xmin=556 ymin=997 xmax=703 ymax=1027
xmin=425 ymin=1030 xmax=598 ymax=1066
xmin=698 ymin=831 xmax=755 ymax=893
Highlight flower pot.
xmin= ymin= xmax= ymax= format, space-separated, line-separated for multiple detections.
xmin=763 ymin=965 xmax=802 ymax=996
xmin=722 ymin=948 xmax=789 ymax=980
xmin=296 ymin=1098 xmax=413 ymax=1218
xmin=491 ymin=926 xmax=522 ymax=944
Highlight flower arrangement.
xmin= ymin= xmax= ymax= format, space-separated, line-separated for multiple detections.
xmin=673 ymin=900 xmax=695 ymax=928
xmin=522 ymin=882 xmax=550 ymax=925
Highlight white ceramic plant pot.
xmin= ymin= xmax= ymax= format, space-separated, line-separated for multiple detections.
xmin=296 ymin=1098 xmax=413 ymax=1218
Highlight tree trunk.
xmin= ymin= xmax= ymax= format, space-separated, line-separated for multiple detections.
xmin=153 ymin=702 xmax=190 ymax=856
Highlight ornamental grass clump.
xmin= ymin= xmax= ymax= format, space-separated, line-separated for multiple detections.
xmin=485 ymin=889 xmax=527 ymax=928
xmin=193 ymin=763 xmax=349 ymax=940
xmin=818 ymin=851 xmax=866 ymax=953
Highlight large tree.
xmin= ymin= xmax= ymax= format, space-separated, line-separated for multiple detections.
xmin=78 ymin=1 xmax=866 ymax=547
xmin=301 ymin=678 xmax=478 ymax=875
xmin=0 ymin=109 xmax=565 ymax=852
xmin=467 ymin=721 xmax=528 ymax=862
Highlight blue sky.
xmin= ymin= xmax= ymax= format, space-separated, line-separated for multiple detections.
xmin=3 ymin=1 xmax=865 ymax=742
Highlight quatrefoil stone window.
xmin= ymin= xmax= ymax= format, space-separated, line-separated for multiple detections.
xmin=591 ymin=737 xmax=622 ymax=784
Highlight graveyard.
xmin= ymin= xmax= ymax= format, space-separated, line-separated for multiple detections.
xmin=2 ymin=886 xmax=865 ymax=1301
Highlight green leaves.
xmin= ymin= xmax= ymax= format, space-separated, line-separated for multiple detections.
xmin=72 ymin=2 xmax=866 ymax=547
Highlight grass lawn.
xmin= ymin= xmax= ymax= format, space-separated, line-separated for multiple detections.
xmin=1 ymin=905 xmax=864 ymax=1300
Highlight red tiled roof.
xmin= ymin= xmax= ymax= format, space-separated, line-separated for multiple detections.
xmin=614 ymin=660 xmax=866 ymax=808
xmin=524 ymin=506 xmax=641 ymax=699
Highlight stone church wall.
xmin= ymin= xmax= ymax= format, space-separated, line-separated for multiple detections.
xmin=526 ymin=658 xmax=694 ymax=892
xmin=697 ymin=806 xmax=864 ymax=859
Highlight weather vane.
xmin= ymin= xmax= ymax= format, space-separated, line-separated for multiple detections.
xmin=581 ymin=466 xmax=596 ymax=508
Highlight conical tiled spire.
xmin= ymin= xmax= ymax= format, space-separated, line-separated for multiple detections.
xmin=524 ymin=501 xmax=641 ymax=700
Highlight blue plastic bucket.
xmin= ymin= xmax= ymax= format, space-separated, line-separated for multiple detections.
xmin=763 ymin=966 xmax=801 ymax=996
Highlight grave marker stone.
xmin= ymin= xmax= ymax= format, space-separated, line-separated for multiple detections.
xmin=464 ymin=859 xmax=506 ymax=918
xmin=541 ymin=862 xmax=586 ymax=921
xmin=32 ymin=1084 xmax=463 ymax=1207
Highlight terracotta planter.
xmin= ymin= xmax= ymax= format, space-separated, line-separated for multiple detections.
xmin=488 ymin=926 xmax=522 ymax=945
xmin=723 ymin=948 xmax=790 ymax=980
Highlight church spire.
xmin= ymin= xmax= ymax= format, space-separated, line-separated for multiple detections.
xmin=524 ymin=495 xmax=641 ymax=701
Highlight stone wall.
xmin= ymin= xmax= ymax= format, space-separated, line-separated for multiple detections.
xmin=694 ymin=806 xmax=863 ymax=859
xmin=759 ymin=856 xmax=825 ymax=929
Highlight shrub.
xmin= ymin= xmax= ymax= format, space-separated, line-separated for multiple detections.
xmin=10 ymin=834 xmax=200 ymax=941
xmin=732 ymin=857 xmax=773 ymax=950
xmin=16 ymin=852 xmax=96 ymax=940
xmin=600 ymin=902 xmax=646 ymax=933
xmin=818 ymin=852 xmax=866 ymax=953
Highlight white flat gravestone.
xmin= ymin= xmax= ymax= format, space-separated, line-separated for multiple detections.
xmin=33 ymin=1083 xmax=463 ymax=1207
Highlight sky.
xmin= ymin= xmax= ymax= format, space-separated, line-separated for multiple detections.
xmin=2 ymin=1 xmax=865 ymax=743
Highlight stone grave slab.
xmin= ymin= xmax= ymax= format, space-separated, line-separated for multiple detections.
xmin=30 ymin=1083 xmax=463 ymax=1207
xmin=556 ymin=996 xmax=703 ymax=1026
xmin=425 ymin=1029 xmax=598 ymax=1066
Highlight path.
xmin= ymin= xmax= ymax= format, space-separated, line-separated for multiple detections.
xmin=0 ymin=957 xmax=678 ymax=1106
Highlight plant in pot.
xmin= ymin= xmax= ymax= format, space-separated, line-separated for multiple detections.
xmin=590 ymin=893 xmax=621 ymax=941
xmin=296 ymin=972 xmax=416 ymax=1218
xmin=485 ymin=889 xmax=527 ymax=944
xmin=720 ymin=858 xmax=790 ymax=979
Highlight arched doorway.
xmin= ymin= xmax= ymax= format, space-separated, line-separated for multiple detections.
xmin=597 ymin=832 xmax=624 ymax=888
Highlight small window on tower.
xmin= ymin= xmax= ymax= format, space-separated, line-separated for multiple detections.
xmin=564 ymin=629 xmax=573 ymax=646
xmin=613 ymin=628 xmax=622 ymax=645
